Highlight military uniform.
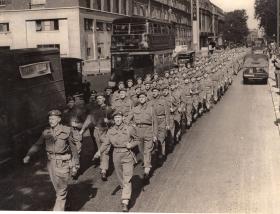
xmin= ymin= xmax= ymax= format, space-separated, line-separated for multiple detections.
xmin=191 ymin=77 xmax=200 ymax=119
xmin=81 ymin=103 xmax=113 ymax=175
xmin=170 ymin=82 xmax=183 ymax=141
xmin=211 ymin=67 xmax=220 ymax=103
xmin=203 ymin=73 xmax=214 ymax=110
xmin=26 ymin=111 xmax=80 ymax=211
xmin=180 ymin=78 xmax=193 ymax=126
xmin=150 ymin=88 xmax=170 ymax=157
xmin=100 ymin=118 xmax=137 ymax=209
xmin=161 ymin=85 xmax=177 ymax=147
xmin=127 ymin=98 xmax=158 ymax=174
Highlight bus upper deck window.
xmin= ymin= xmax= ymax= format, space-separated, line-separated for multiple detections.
xmin=117 ymin=56 xmax=122 ymax=62
xmin=130 ymin=24 xmax=146 ymax=34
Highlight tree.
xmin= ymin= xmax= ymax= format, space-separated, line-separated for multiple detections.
xmin=255 ymin=0 xmax=277 ymax=39
xmin=223 ymin=10 xmax=249 ymax=44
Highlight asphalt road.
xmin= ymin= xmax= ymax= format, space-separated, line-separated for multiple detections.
xmin=1 ymin=72 xmax=280 ymax=213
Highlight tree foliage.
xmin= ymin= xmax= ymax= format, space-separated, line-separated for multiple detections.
xmin=255 ymin=0 xmax=277 ymax=38
xmin=223 ymin=10 xmax=249 ymax=44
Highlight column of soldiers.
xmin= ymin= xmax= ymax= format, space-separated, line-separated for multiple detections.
xmin=22 ymin=47 xmax=248 ymax=212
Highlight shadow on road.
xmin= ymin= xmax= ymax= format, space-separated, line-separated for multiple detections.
xmin=68 ymin=180 xmax=97 ymax=211
xmin=129 ymin=175 xmax=144 ymax=210
xmin=0 ymin=159 xmax=54 ymax=211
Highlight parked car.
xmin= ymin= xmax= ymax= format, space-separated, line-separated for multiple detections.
xmin=242 ymin=54 xmax=269 ymax=84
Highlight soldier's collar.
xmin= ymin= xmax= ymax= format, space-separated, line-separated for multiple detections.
xmin=52 ymin=124 xmax=63 ymax=135
xmin=115 ymin=123 xmax=125 ymax=130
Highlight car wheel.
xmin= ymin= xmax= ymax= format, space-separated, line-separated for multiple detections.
xmin=243 ymin=78 xmax=248 ymax=84
xmin=263 ymin=78 xmax=268 ymax=84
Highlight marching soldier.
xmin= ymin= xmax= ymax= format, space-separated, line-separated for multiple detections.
xmin=180 ymin=77 xmax=193 ymax=127
xmin=112 ymin=81 xmax=125 ymax=106
xmin=197 ymin=74 xmax=205 ymax=115
xmin=163 ymin=71 xmax=170 ymax=84
xmin=161 ymin=84 xmax=177 ymax=150
xmin=23 ymin=110 xmax=81 ymax=211
xmin=150 ymin=86 xmax=170 ymax=163
xmin=127 ymin=90 xmax=158 ymax=180
xmin=211 ymin=65 xmax=220 ymax=103
xmin=104 ymin=86 xmax=113 ymax=106
xmin=100 ymin=111 xmax=138 ymax=212
xmin=169 ymin=80 xmax=183 ymax=142
xmin=126 ymin=79 xmax=135 ymax=99
xmin=80 ymin=92 xmax=114 ymax=181
xmin=136 ymin=76 xmax=144 ymax=89
xmin=112 ymin=88 xmax=133 ymax=123
xmin=131 ymin=85 xmax=142 ymax=107
xmin=144 ymin=80 xmax=153 ymax=101
xmin=203 ymin=72 xmax=214 ymax=111
xmin=191 ymin=75 xmax=199 ymax=120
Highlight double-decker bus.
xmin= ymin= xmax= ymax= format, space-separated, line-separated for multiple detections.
xmin=110 ymin=17 xmax=175 ymax=83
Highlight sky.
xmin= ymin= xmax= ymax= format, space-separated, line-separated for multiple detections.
xmin=210 ymin=0 xmax=259 ymax=29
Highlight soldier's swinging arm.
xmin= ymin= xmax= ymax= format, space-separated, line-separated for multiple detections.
xmin=26 ymin=135 xmax=45 ymax=158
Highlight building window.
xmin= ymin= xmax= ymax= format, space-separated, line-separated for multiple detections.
xmin=93 ymin=0 xmax=101 ymax=10
xmin=96 ymin=21 xmax=104 ymax=31
xmin=86 ymin=0 xmax=91 ymax=8
xmin=37 ymin=44 xmax=60 ymax=50
xmin=114 ymin=0 xmax=119 ymax=13
xmin=36 ymin=20 xmax=59 ymax=31
xmin=84 ymin=19 xmax=93 ymax=32
xmin=122 ymin=0 xmax=127 ymax=15
xmin=0 ymin=23 xmax=9 ymax=32
xmin=86 ymin=47 xmax=92 ymax=57
xmin=0 ymin=0 xmax=6 ymax=6
xmin=105 ymin=0 xmax=111 ymax=12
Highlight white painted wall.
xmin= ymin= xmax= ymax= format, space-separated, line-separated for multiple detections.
xmin=0 ymin=8 xmax=81 ymax=58
xmin=26 ymin=19 xmax=69 ymax=56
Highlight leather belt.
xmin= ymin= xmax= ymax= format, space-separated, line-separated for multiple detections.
xmin=114 ymin=147 xmax=128 ymax=152
xmin=157 ymin=115 xmax=166 ymax=119
xmin=47 ymin=152 xmax=71 ymax=160
xmin=136 ymin=123 xmax=152 ymax=127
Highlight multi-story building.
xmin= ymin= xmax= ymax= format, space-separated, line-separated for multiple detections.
xmin=132 ymin=0 xmax=192 ymax=48
xmin=0 ymin=0 xmax=131 ymax=60
xmin=0 ymin=0 xmax=192 ymax=59
xmin=192 ymin=0 xmax=224 ymax=50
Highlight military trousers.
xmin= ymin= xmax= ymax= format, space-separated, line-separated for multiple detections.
xmin=157 ymin=117 xmax=167 ymax=156
xmin=133 ymin=126 xmax=154 ymax=169
xmin=94 ymin=128 xmax=109 ymax=172
xmin=205 ymin=90 xmax=213 ymax=110
xmin=183 ymin=98 xmax=193 ymax=123
xmin=213 ymin=82 xmax=220 ymax=102
xmin=192 ymin=95 xmax=199 ymax=111
xmin=47 ymin=157 xmax=70 ymax=211
xmin=113 ymin=150 xmax=134 ymax=201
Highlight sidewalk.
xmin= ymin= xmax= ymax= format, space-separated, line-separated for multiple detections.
xmin=268 ymin=60 xmax=280 ymax=135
